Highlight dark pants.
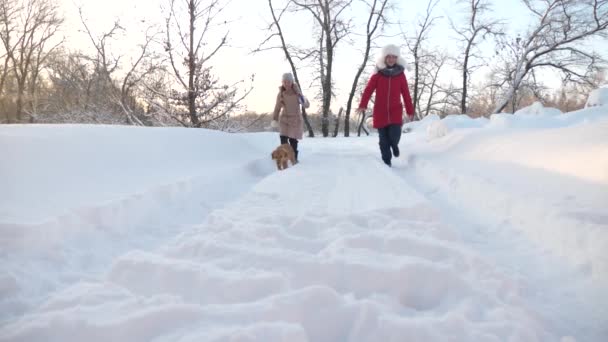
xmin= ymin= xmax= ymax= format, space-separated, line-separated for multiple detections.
xmin=280 ymin=135 xmax=299 ymax=161
xmin=378 ymin=124 xmax=402 ymax=166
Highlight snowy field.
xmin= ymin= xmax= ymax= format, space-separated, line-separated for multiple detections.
xmin=1 ymin=103 xmax=607 ymax=341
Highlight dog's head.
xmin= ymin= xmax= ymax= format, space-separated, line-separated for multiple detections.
xmin=271 ymin=148 xmax=287 ymax=160
xmin=272 ymin=144 xmax=293 ymax=160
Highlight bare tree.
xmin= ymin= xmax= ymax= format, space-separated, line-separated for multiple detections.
xmin=79 ymin=12 xmax=126 ymax=117
xmin=402 ymin=0 xmax=440 ymax=118
xmin=0 ymin=0 xmax=20 ymax=122
xmin=401 ymin=0 xmax=461 ymax=118
xmin=451 ymin=0 xmax=501 ymax=114
xmin=139 ymin=67 xmax=180 ymax=125
xmin=255 ymin=0 xmax=314 ymax=137
xmin=164 ymin=0 xmax=253 ymax=128
xmin=4 ymin=0 xmax=62 ymax=122
xmin=0 ymin=0 xmax=19 ymax=97
xmin=402 ymin=37 xmax=461 ymax=118
xmin=45 ymin=50 xmax=93 ymax=114
xmin=73 ymin=7 xmax=167 ymax=125
xmin=545 ymin=71 xmax=605 ymax=111
xmin=344 ymin=0 xmax=391 ymax=136
xmin=356 ymin=68 xmax=371 ymax=136
xmin=493 ymin=0 xmax=608 ymax=113
xmin=292 ymin=0 xmax=353 ymax=137
xmin=26 ymin=12 xmax=62 ymax=119
xmin=332 ymin=106 xmax=342 ymax=136
xmin=418 ymin=52 xmax=461 ymax=117
xmin=467 ymin=68 xmax=503 ymax=116
xmin=114 ymin=28 xmax=164 ymax=125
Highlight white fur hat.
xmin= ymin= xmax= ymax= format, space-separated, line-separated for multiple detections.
xmin=375 ymin=44 xmax=408 ymax=70
xmin=383 ymin=44 xmax=401 ymax=57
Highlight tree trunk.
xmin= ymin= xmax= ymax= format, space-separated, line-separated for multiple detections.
xmin=333 ymin=107 xmax=342 ymax=137
xmin=413 ymin=47 xmax=420 ymax=110
xmin=344 ymin=90 xmax=356 ymax=137
xmin=322 ymin=84 xmax=331 ymax=137
xmin=28 ymin=68 xmax=40 ymax=118
xmin=357 ymin=110 xmax=370 ymax=136
xmin=461 ymin=46 xmax=470 ymax=114
xmin=494 ymin=96 xmax=509 ymax=114
xmin=0 ymin=58 xmax=9 ymax=95
xmin=15 ymin=88 xmax=23 ymax=121
xmin=301 ymin=107 xmax=314 ymax=137
xmin=321 ymin=14 xmax=333 ymax=138
xmin=511 ymin=88 xmax=517 ymax=113
xmin=344 ymin=39 xmax=370 ymax=137
xmin=187 ymin=0 xmax=199 ymax=126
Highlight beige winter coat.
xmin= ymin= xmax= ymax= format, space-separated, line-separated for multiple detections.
xmin=273 ymin=84 xmax=309 ymax=140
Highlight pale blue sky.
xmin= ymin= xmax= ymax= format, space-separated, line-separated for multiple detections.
xmin=58 ymin=0 xmax=562 ymax=113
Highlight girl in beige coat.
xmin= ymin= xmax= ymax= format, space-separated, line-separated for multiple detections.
xmin=271 ymin=72 xmax=309 ymax=162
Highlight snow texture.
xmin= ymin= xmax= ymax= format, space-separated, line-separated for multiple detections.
xmin=586 ymin=86 xmax=608 ymax=108
xmin=1 ymin=107 xmax=607 ymax=341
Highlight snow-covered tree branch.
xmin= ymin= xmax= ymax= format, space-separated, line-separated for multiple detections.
xmin=493 ymin=0 xmax=608 ymax=113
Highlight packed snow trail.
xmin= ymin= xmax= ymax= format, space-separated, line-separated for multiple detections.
xmin=3 ymin=138 xmax=600 ymax=342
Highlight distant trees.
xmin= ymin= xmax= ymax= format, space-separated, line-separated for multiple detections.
xmin=163 ymin=0 xmax=253 ymax=128
xmin=0 ymin=0 xmax=254 ymax=127
xmin=291 ymin=0 xmax=353 ymax=137
xmin=451 ymin=0 xmax=501 ymax=114
xmin=403 ymin=0 xmax=440 ymax=117
xmin=44 ymin=51 xmax=95 ymax=119
xmin=78 ymin=10 xmax=164 ymax=125
xmin=0 ymin=0 xmax=63 ymax=122
xmin=493 ymin=0 xmax=608 ymax=113
xmin=0 ymin=0 xmax=20 ymax=121
xmin=1 ymin=0 xmax=607 ymax=127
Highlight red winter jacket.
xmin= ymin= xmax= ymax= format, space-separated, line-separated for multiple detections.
xmin=359 ymin=70 xmax=415 ymax=128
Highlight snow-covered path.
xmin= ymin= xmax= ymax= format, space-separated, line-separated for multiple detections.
xmin=1 ymin=116 xmax=607 ymax=341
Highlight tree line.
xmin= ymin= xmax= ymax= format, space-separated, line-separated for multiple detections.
xmin=1 ymin=0 xmax=606 ymax=136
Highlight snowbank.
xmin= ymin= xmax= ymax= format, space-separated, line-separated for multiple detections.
xmin=410 ymin=107 xmax=608 ymax=288
xmin=0 ymin=125 xmax=278 ymax=325
xmin=585 ymin=85 xmax=608 ymax=108
xmin=515 ymin=101 xmax=562 ymax=116
xmin=0 ymin=125 xmax=275 ymax=222
xmin=426 ymin=120 xmax=449 ymax=140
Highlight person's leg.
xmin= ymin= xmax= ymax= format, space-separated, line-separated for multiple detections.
xmin=388 ymin=124 xmax=402 ymax=157
xmin=280 ymin=135 xmax=288 ymax=145
xmin=378 ymin=126 xmax=392 ymax=166
xmin=288 ymin=138 xmax=299 ymax=162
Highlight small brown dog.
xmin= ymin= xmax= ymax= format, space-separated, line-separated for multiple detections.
xmin=271 ymin=143 xmax=296 ymax=170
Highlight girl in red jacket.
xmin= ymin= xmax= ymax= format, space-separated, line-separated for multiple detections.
xmin=357 ymin=44 xmax=415 ymax=167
